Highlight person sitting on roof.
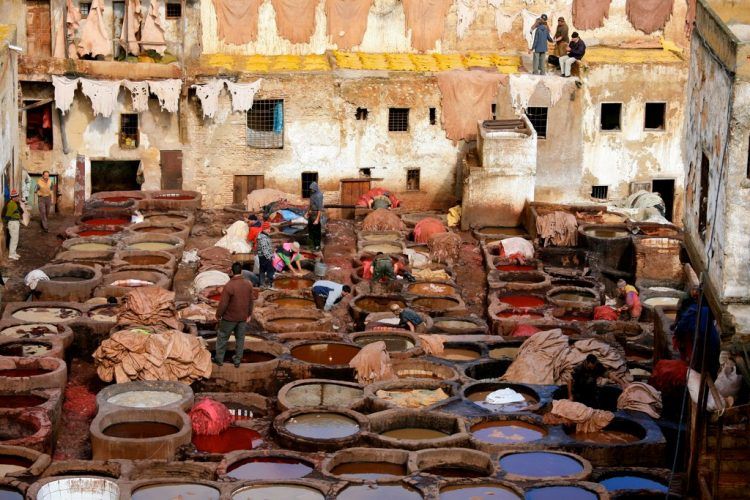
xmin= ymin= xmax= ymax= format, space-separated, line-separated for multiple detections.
xmin=273 ymin=241 xmax=304 ymax=276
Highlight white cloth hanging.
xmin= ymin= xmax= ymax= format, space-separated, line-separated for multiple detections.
xmin=488 ymin=0 xmax=517 ymax=36
xmin=456 ymin=0 xmax=481 ymax=39
xmin=78 ymin=0 xmax=112 ymax=57
xmin=225 ymin=79 xmax=263 ymax=113
xmin=193 ymin=79 xmax=263 ymax=117
xmin=141 ymin=0 xmax=167 ymax=54
xmin=509 ymin=74 xmax=540 ymax=112
xmin=123 ymin=80 xmax=150 ymax=112
xmin=52 ymin=76 xmax=80 ymax=114
xmin=148 ymin=79 xmax=182 ymax=113
xmin=80 ymin=78 xmax=122 ymax=117
xmin=521 ymin=9 xmax=540 ymax=50
xmin=119 ymin=0 xmax=143 ymax=55
xmin=192 ymin=80 xmax=225 ymax=119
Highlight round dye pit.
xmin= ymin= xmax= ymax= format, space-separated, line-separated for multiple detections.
xmin=211 ymin=349 xmax=276 ymax=364
xmin=284 ymin=412 xmax=360 ymax=439
xmin=269 ymin=297 xmax=316 ymax=308
xmin=498 ymin=452 xmax=584 ymax=478
xmin=0 ymin=368 xmax=51 ymax=377
xmin=232 ymin=484 xmax=324 ymax=500
xmin=361 ymin=232 xmax=401 ymax=242
xmin=330 ymin=461 xmax=407 ymax=480
xmin=433 ymin=319 xmax=484 ymax=332
xmin=192 ymin=426 xmax=263 ymax=453
xmin=471 ymin=421 xmax=547 ymax=444
xmin=291 ymin=343 xmax=360 ymax=365
xmin=0 ymin=394 xmax=47 ymax=409
xmin=0 ymin=323 xmax=58 ymax=338
xmin=440 ymin=484 xmax=521 ymax=500
xmin=337 ymin=484 xmax=422 ymax=500
xmin=226 ymin=457 xmax=314 ymax=480
xmin=77 ymin=229 xmax=117 ymax=237
xmin=88 ymin=306 xmax=119 ymax=322
xmin=132 ymin=225 xmax=181 ymax=234
xmin=436 ymin=346 xmax=482 ymax=362
xmin=145 ymin=214 xmax=189 ymax=224
xmin=489 ymin=347 xmax=519 ymax=359
xmin=273 ymin=277 xmax=314 ymax=290
xmin=83 ymin=217 xmax=130 ymax=226
xmin=102 ymin=422 xmax=179 ymax=439
xmin=37 ymin=478 xmax=119 ymax=500
xmin=494 ymin=311 xmax=545 ymax=319
xmin=11 ymin=307 xmax=81 ymax=323
xmin=497 ymin=264 xmax=537 ymax=272
xmin=355 ymin=297 xmax=407 ymax=313
xmin=465 ymin=385 xmax=538 ymax=413
xmin=406 ymin=282 xmax=456 ymax=296
xmin=566 ymin=418 xmax=644 ymax=445
xmin=380 ymin=428 xmax=450 ymax=440
xmin=374 ymin=387 xmax=451 ymax=409
xmin=464 ymin=359 xmax=512 ymax=380
xmin=422 ymin=466 xmax=488 ymax=478
xmin=282 ymin=381 xmax=364 ymax=408
xmin=106 ymin=391 xmax=182 ymax=408
xmin=120 ymin=254 xmax=171 ymax=266
xmin=362 ymin=243 xmax=402 ymax=254
xmin=102 ymin=196 xmax=138 ymax=202
xmin=644 ymin=296 xmax=681 ymax=307
xmin=550 ymin=291 xmax=598 ymax=304
xmin=0 ymin=455 xmax=33 ymax=477
xmin=411 ymin=297 xmax=460 ymax=311
xmin=131 ymin=484 xmax=220 ymax=500
xmin=0 ymin=342 xmax=52 ymax=357
xmin=599 ymin=475 xmax=668 ymax=492
xmin=498 ymin=295 xmax=545 ymax=308
xmin=525 ymin=486 xmax=598 ymax=500
xmin=68 ymin=243 xmax=112 ymax=252
xmin=266 ymin=318 xmax=317 ymax=329
xmin=353 ymin=334 xmax=414 ymax=352
xmin=0 ymin=415 xmax=38 ymax=441
xmin=127 ymin=242 xmax=176 ymax=251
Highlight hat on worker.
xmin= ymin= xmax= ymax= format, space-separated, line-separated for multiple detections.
xmin=9 ymin=189 xmax=18 ymax=197
xmin=541 ymin=14 xmax=548 ymax=20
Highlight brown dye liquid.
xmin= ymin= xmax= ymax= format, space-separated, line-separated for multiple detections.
xmin=0 ymin=456 xmax=32 ymax=468
xmin=552 ymin=292 xmax=597 ymax=303
xmin=273 ymin=297 xmax=316 ymax=308
xmin=131 ymin=484 xmax=220 ymax=500
xmin=291 ymin=344 xmax=360 ymax=365
xmin=585 ymin=228 xmax=629 ymax=238
xmin=147 ymin=215 xmax=186 ymax=224
xmin=499 ymin=295 xmax=545 ymax=308
xmin=423 ymin=466 xmax=487 ymax=478
xmin=440 ymin=485 xmax=521 ymax=500
xmin=471 ymin=421 xmax=546 ymax=444
xmin=467 ymin=390 xmax=536 ymax=412
xmin=381 ymin=427 xmax=450 ymax=440
xmin=128 ymin=242 xmax=175 ymax=251
xmin=135 ymin=226 xmax=177 ymax=233
xmin=362 ymin=233 xmax=400 ymax=242
xmin=49 ymin=276 xmax=88 ymax=282
xmin=226 ymin=457 xmax=313 ymax=480
xmin=434 ymin=320 xmax=477 ymax=330
xmin=363 ymin=243 xmax=401 ymax=253
xmin=284 ymin=412 xmax=360 ymax=439
xmin=274 ymin=278 xmax=313 ymax=290
xmin=356 ymin=297 xmax=405 ymax=312
xmin=0 ymin=368 xmax=49 ymax=377
xmin=102 ymin=422 xmax=179 ymax=439
xmin=489 ymin=347 xmax=519 ymax=359
xmin=525 ymin=486 xmax=597 ymax=500
xmin=407 ymin=283 xmax=454 ymax=296
xmin=571 ymin=430 xmax=639 ymax=444
xmin=439 ymin=348 xmax=480 ymax=361
xmin=330 ymin=461 xmax=407 ymax=479
xmin=0 ymin=395 xmax=46 ymax=408
xmin=123 ymin=255 xmax=169 ymax=266
xmin=355 ymin=335 xmax=414 ymax=351
xmin=412 ymin=297 xmax=458 ymax=310
xmin=338 ymin=484 xmax=422 ymax=500
xmin=268 ymin=318 xmax=316 ymax=327
xmin=215 ymin=350 xmax=275 ymax=363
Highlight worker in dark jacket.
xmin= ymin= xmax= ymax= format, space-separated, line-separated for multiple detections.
xmin=306 ymin=182 xmax=324 ymax=251
xmin=214 ymin=262 xmax=254 ymax=368
xmin=559 ymin=31 xmax=586 ymax=77
xmin=529 ymin=14 xmax=553 ymax=75
xmin=568 ymin=354 xmax=606 ymax=408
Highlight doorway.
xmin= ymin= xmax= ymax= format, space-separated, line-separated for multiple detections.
xmin=160 ymin=150 xmax=183 ymax=190
xmin=652 ymin=179 xmax=675 ymax=222
xmin=26 ymin=0 xmax=52 ymax=57
xmin=91 ymin=161 xmax=141 ymax=193
xmin=233 ymin=175 xmax=265 ymax=205
xmin=28 ymin=174 xmax=59 ymax=214
xmin=340 ymin=178 xmax=371 ymax=219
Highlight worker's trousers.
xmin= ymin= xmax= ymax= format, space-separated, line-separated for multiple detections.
xmin=7 ymin=220 xmax=19 ymax=258
xmin=532 ymin=52 xmax=547 ymax=75
xmin=38 ymin=196 xmax=51 ymax=231
xmin=215 ymin=320 xmax=248 ymax=365
xmin=559 ymin=55 xmax=578 ymax=77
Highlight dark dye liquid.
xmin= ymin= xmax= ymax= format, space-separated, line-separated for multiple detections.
xmin=499 ymin=452 xmax=583 ymax=478
xmin=0 ymin=456 xmax=33 ymax=468
xmin=337 ymin=484 xmax=423 ymax=500
xmin=154 ymin=194 xmax=194 ymax=200
xmin=497 ymin=264 xmax=536 ymax=272
xmin=380 ymin=427 xmax=449 ymax=440
xmin=192 ymin=426 xmax=263 ymax=453
xmin=123 ymin=255 xmax=169 ymax=265
xmin=214 ymin=350 xmax=275 ymax=363
xmin=440 ymin=485 xmax=521 ymax=500
xmin=354 ymin=335 xmax=413 ymax=351
xmin=525 ymin=486 xmax=597 ymax=500
xmin=412 ymin=297 xmax=459 ymax=310
xmin=0 ymin=368 xmax=49 ymax=377
xmin=471 ymin=421 xmax=546 ymax=444
xmin=330 ymin=461 xmax=407 ymax=480
xmin=0 ymin=395 xmax=46 ymax=408
xmin=49 ymin=276 xmax=88 ymax=282
xmin=585 ymin=228 xmax=629 ymax=238
xmin=103 ymin=422 xmax=179 ymax=439
xmin=291 ymin=344 xmax=360 ymax=365
xmin=226 ymin=457 xmax=313 ymax=480
xmin=499 ymin=296 xmax=545 ymax=308
xmin=0 ymin=487 xmax=23 ymax=500
xmin=423 ymin=466 xmax=488 ymax=478
xmin=131 ymin=483 xmax=220 ymax=500
xmin=600 ymin=475 xmax=668 ymax=492
xmin=356 ymin=297 xmax=406 ymax=312
xmin=0 ymin=343 xmax=50 ymax=356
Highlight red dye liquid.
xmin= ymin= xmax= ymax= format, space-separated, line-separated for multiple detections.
xmin=103 ymin=196 xmax=135 ymax=202
xmin=497 ymin=264 xmax=536 ymax=272
xmin=84 ymin=218 xmax=130 ymax=226
xmin=496 ymin=312 xmax=544 ymax=319
xmin=0 ymin=368 xmax=49 ymax=377
xmin=155 ymin=195 xmax=193 ymax=200
xmin=207 ymin=294 xmax=221 ymax=302
xmin=557 ymin=315 xmax=590 ymax=322
xmin=499 ymin=295 xmax=545 ymax=308
xmin=0 ymin=456 xmax=32 ymax=468
xmin=0 ymin=395 xmax=46 ymax=408
xmin=77 ymin=230 xmax=116 ymax=237
xmin=192 ymin=426 xmax=263 ymax=453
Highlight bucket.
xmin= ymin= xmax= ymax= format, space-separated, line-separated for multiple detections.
xmin=314 ymin=261 xmax=327 ymax=278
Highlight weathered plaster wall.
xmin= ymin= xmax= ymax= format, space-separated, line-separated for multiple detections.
xmin=183 ymin=73 xmax=458 ymax=209
xmin=0 ymin=27 xmax=19 ymax=182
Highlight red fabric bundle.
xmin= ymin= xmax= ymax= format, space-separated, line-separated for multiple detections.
xmin=649 ymin=359 xmax=688 ymax=393
xmin=414 ymin=217 xmax=447 ymax=244
xmin=361 ymin=258 xmax=373 ymax=279
xmin=356 ymin=188 xmax=401 ymax=208
xmin=189 ymin=398 xmax=233 ymax=436
xmin=512 ymin=324 xmax=541 ymax=337
xmin=593 ymin=305 xmax=619 ymax=321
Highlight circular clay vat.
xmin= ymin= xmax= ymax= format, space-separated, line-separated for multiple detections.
xmin=360 ymin=242 xmax=405 ymax=254
xmin=34 ymin=264 xmax=103 ymax=302
xmin=274 ymin=408 xmax=368 ymax=452
xmin=367 ymin=379 xmax=454 ymax=411
xmin=67 ymin=226 xmax=121 ymax=238
xmin=565 ymin=417 xmax=646 ymax=445
xmin=392 ymin=359 xmax=459 ymax=381
xmin=350 ymin=331 xmax=419 ymax=357
xmin=474 ymin=225 xmax=529 ymax=240
xmin=91 ymin=190 xmax=145 ymax=204
xmin=95 ymin=269 xmax=171 ymax=298
xmin=291 ymin=342 xmax=361 ymax=367
xmin=126 ymin=222 xmax=190 ymax=241
xmin=416 ymin=448 xmax=494 ymax=478
xmin=222 ymin=452 xmax=315 ymax=481
xmin=0 ymin=392 xmax=48 ymax=409
xmin=143 ymin=190 xmax=202 ymax=211
xmin=369 ymin=409 xmax=468 ymax=450
xmin=488 ymin=345 xmax=520 ymax=360
xmin=463 ymin=382 xmax=540 ymax=413
xmin=598 ymin=472 xmax=669 ymax=493
xmin=62 ymin=236 xmax=117 ymax=253
xmin=78 ymin=210 xmax=133 ymax=227
xmin=208 ymin=339 xmax=284 ymax=366
xmin=121 ymin=234 xmax=185 ymax=257
xmin=578 ymin=224 xmax=632 ymax=270
xmin=96 ymin=380 xmax=194 ymax=412
xmin=90 ymin=408 xmax=191 ymax=460
xmin=232 ymin=482 xmax=325 ymax=500
xmin=143 ymin=211 xmax=195 ymax=226
xmin=8 ymin=304 xmax=83 ymax=324
xmin=260 ymin=292 xmax=317 ymax=310
xmin=258 ymin=309 xmax=332 ymax=333
xmin=130 ymin=483 xmax=219 ymax=500
xmin=0 ymin=322 xmax=73 ymax=349
xmin=336 ymin=483 xmax=423 ymax=500
xmin=405 ymin=281 xmax=459 ymax=297
xmin=359 ymin=231 xmax=403 ymax=243
xmin=494 ymin=292 xmax=547 ymax=310
xmin=489 ymin=270 xmax=551 ymax=292
xmin=470 ymin=417 xmax=548 ymax=446
xmin=524 ymin=483 xmax=602 ymax=500
xmin=0 ymin=449 xmax=35 ymax=478
xmin=463 ymin=359 xmax=512 ymax=381
xmin=410 ymin=295 xmax=464 ymax=316
xmin=86 ymin=304 xmax=120 ymax=323
xmin=53 ymin=249 xmax=115 ymax=268
xmin=439 ymin=481 xmax=523 ymax=500
xmin=0 ymin=357 xmax=67 ymax=391
xmin=192 ymin=423 xmax=265 ymax=454
xmin=0 ymin=412 xmax=45 ymax=448
xmin=432 ymin=316 xmax=488 ymax=335
xmin=278 ymin=379 xmax=365 ymax=411
xmin=434 ymin=342 xmax=483 ymax=362
xmin=351 ymin=295 xmax=407 ymax=321
xmin=34 ymin=477 xmax=120 ymax=500
xmin=547 ymin=286 xmax=601 ymax=311
xmin=498 ymin=451 xmax=590 ymax=481
xmin=0 ymin=338 xmax=62 ymax=359
xmin=112 ymin=250 xmax=176 ymax=271
xmin=273 ymin=276 xmax=314 ymax=291
xmin=324 ymin=447 xmax=409 ymax=482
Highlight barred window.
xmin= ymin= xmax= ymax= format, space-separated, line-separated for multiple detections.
xmin=166 ymin=2 xmax=182 ymax=18
xmin=406 ymin=169 xmax=420 ymax=191
xmin=525 ymin=107 xmax=548 ymax=138
xmin=591 ymin=185 xmax=608 ymax=200
xmin=388 ymin=108 xmax=409 ymax=132
xmin=119 ymin=113 xmax=139 ymax=149
xmin=79 ymin=2 xmax=91 ymax=16
xmin=301 ymin=172 xmax=318 ymax=199
xmin=247 ymin=99 xmax=284 ymax=149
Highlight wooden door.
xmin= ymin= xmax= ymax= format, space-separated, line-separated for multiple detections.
xmin=234 ymin=175 xmax=265 ymax=205
xmin=26 ymin=0 xmax=52 ymax=58
xmin=340 ymin=179 xmax=371 ymax=219
xmin=160 ymin=150 xmax=183 ymax=189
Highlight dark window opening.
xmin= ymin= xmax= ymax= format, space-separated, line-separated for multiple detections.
xmin=355 ymin=107 xmax=368 ymax=121
xmin=388 ymin=108 xmax=409 ymax=132
xmin=166 ymin=2 xmax=181 ymax=18
xmin=600 ymin=103 xmax=622 ymax=131
xmin=652 ymin=179 xmax=675 ymax=222
xmin=526 ymin=106 xmax=548 ymax=138
xmin=406 ymin=169 xmax=420 ymax=191
xmin=91 ymin=160 xmax=140 ymax=193
xmin=359 ymin=168 xmax=371 ymax=177
xmin=119 ymin=113 xmax=139 ymax=149
xmin=491 ymin=103 xmax=497 ymax=120
xmin=25 ymin=101 xmax=53 ymax=151
xmin=644 ymin=102 xmax=666 ymax=130
xmin=79 ymin=2 xmax=91 ymax=16
xmin=429 ymin=107 xmax=437 ymax=125
xmin=699 ymin=153 xmax=710 ymax=239
xmin=746 ymin=136 xmax=750 ymax=179
xmin=591 ymin=185 xmax=608 ymax=200
xmin=247 ymin=99 xmax=284 ymax=149
xmin=301 ymin=172 xmax=318 ymax=199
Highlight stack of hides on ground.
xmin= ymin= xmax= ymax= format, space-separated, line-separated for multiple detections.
xmin=414 ymin=217 xmax=447 ymax=244
xmin=117 ymin=287 xmax=181 ymax=332
xmin=362 ymin=208 xmax=405 ymax=231
xmin=536 ymin=211 xmax=578 ymax=247
xmin=428 ymin=232 xmax=462 ymax=263
xmin=245 ymin=188 xmax=303 ymax=211
xmin=189 ymin=398 xmax=233 ymax=435
xmin=198 ymin=246 xmax=233 ymax=273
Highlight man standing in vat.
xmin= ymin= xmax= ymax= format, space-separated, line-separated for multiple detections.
xmin=214 ymin=262 xmax=254 ymax=368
